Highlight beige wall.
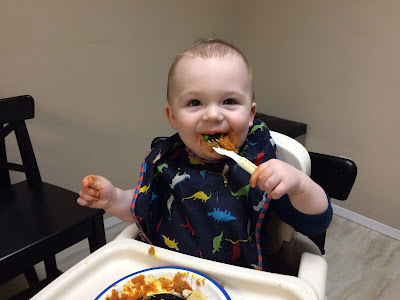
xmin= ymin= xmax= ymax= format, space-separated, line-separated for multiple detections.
xmin=1 ymin=1 xmax=399 ymax=230
xmin=233 ymin=1 xmax=400 ymax=229
xmin=0 ymin=0 xmax=234 ymax=190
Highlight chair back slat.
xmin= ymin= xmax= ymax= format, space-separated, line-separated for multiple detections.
xmin=0 ymin=128 xmax=11 ymax=186
xmin=0 ymin=95 xmax=34 ymax=124
xmin=14 ymin=121 xmax=42 ymax=184
xmin=0 ymin=96 xmax=42 ymax=187
xmin=309 ymin=152 xmax=357 ymax=200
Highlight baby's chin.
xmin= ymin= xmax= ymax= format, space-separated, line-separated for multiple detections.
xmin=194 ymin=149 xmax=224 ymax=161
xmin=187 ymin=145 xmax=222 ymax=162
xmin=197 ymin=140 xmax=223 ymax=159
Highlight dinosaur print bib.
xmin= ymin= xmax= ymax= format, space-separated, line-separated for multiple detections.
xmin=131 ymin=120 xmax=278 ymax=270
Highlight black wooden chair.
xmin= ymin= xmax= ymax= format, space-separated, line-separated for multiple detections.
xmin=0 ymin=95 xmax=106 ymax=299
xmin=308 ymin=151 xmax=357 ymax=255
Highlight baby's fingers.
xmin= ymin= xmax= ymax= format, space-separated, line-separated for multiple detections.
xmin=249 ymin=163 xmax=269 ymax=188
xmin=77 ymin=196 xmax=93 ymax=207
xmin=82 ymin=175 xmax=100 ymax=189
xmin=79 ymin=187 xmax=99 ymax=202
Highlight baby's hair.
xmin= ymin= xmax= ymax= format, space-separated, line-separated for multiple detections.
xmin=167 ymin=37 xmax=254 ymax=102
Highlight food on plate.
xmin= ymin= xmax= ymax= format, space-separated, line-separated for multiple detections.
xmin=183 ymin=289 xmax=207 ymax=300
xmin=148 ymin=246 xmax=159 ymax=263
xmin=104 ymin=271 xmax=207 ymax=300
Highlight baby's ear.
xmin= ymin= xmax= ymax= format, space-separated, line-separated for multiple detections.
xmin=164 ymin=104 xmax=177 ymax=129
xmin=249 ymin=102 xmax=257 ymax=127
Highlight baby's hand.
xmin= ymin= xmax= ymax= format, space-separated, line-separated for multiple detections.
xmin=77 ymin=175 xmax=116 ymax=209
xmin=249 ymin=159 xmax=306 ymax=199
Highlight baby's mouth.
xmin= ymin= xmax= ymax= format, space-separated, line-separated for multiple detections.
xmin=202 ymin=133 xmax=223 ymax=142
xmin=201 ymin=133 xmax=238 ymax=153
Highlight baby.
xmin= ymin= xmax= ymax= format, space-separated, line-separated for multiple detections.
xmin=78 ymin=38 xmax=332 ymax=271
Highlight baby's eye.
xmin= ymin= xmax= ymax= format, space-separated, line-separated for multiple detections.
xmin=223 ymin=98 xmax=237 ymax=105
xmin=188 ymin=99 xmax=202 ymax=107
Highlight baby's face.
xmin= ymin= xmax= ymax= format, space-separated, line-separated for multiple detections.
xmin=165 ymin=55 xmax=256 ymax=160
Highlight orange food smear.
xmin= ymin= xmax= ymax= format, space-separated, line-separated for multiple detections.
xmin=172 ymin=272 xmax=193 ymax=294
xmin=196 ymin=277 xmax=206 ymax=286
xmin=148 ymin=246 xmax=158 ymax=263
xmin=218 ymin=135 xmax=238 ymax=153
xmin=84 ymin=175 xmax=99 ymax=201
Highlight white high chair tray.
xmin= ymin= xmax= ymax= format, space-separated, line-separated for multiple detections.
xmin=32 ymin=238 xmax=319 ymax=300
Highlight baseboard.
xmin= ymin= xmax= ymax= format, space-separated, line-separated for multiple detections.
xmin=332 ymin=204 xmax=400 ymax=241
xmin=104 ymin=216 xmax=124 ymax=230
xmin=103 ymin=207 xmax=400 ymax=241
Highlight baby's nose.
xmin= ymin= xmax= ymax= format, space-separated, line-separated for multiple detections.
xmin=202 ymin=105 xmax=223 ymax=122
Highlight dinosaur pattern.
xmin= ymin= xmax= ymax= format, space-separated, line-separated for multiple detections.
xmin=162 ymin=235 xmax=179 ymax=251
xmin=157 ymin=162 xmax=168 ymax=173
xmin=189 ymin=156 xmax=205 ymax=165
xmin=231 ymin=242 xmax=241 ymax=262
xmin=139 ymin=183 xmax=150 ymax=194
xmin=254 ymin=151 xmax=265 ymax=166
xmin=249 ymin=122 xmax=265 ymax=135
xmin=152 ymin=149 xmax=162 ymax=164
xmin=207 ymin=208 xmax=237 ymax=222
xmin=212 ymin=231 xmax=223 ymax=254
xmin=181 ymin=191 xmax=212 ymax=203
xmin=130 ymin=120 xmax=331 ymax=271
xmin=169 ymin=172 xmax=191 ymax=189
xmin=231 ymin=184 xmax=250 ymax=200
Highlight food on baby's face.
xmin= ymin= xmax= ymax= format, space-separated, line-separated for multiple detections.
xmin=201 ymin=138 xmax=219 ymax=154
xmin=218 ymin=135 xmax=238 ymax=153
xmin=202 ymin=134 xmax=238 ymax=153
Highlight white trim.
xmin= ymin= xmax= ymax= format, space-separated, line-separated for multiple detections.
xmin=332 ymin=204 xmax=400 ymax=241
xmin=104 ymin=216 xmax=124 ymax=230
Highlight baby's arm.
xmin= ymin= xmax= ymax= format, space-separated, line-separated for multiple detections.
xmin=249 ymin=159 xmax=328 ymax=215
xmin=77 ymin=175 xmax=134 ymax=222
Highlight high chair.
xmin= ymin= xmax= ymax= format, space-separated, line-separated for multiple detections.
xmin=29 ymin=121 xmax=356 ymax=300
xmin=0 ymin=95 xmax=106 ymax=299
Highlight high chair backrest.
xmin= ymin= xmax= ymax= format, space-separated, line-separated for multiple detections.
xmin=270 ymin=131 xmax=311 ymax=176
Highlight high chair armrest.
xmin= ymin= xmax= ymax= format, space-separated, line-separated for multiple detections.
xmin=270 ymin=131 xmax=311 ymax=176
xmin=298 ymin=252 xmax=327 ymax=300
xmin=115 ymin=222 xmax=140 ymax=240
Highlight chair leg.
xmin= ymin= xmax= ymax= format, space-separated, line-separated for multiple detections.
xmin=309 ymin=231 xmax=326 ymax=255
xmin=88 ymin=216 xmax=106 ymax=253
xmin=0 ymin=128 xmax=12 ymax=187
xmin=44 ymin=255 xmax=62 ymax=282
xmin=24 ymin=266 xmax=39 ymax=287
